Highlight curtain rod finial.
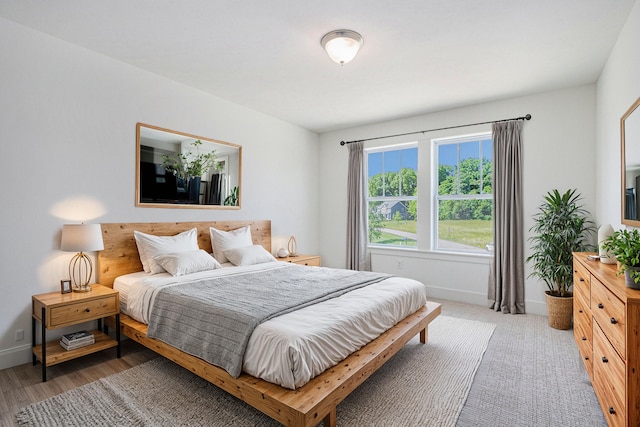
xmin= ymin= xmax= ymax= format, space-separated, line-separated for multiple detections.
xmin=525 ymin=114 xmax=532 ymax=120
xmin=340 ymin=140 xmax=346 ymax=146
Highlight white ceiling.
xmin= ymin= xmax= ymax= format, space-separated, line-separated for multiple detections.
xmin=0 ymin=0 xmax=636 ymax=133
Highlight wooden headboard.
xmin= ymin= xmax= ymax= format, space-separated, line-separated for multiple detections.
xmin=97 ymin=220 xmax=271 ymax=287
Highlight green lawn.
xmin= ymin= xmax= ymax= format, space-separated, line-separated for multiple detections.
xmin=371 ymin=219 xmax=492 ymax=249
xmin=371 ymin=231 xmax=417 ymax=246
xmin=370 ymin=220 xmax=417 ymax=246
xmin=438 ymin=219 xmax=492 ymax=249
xmin=379 ymin=220 xmax=416 ymax=233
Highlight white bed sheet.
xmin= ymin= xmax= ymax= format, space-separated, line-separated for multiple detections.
xmin=114 ymin=262 xmax=427 ymax=389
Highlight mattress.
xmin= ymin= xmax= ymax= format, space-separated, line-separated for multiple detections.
xmin=114 ymin=261 xmax=427 ymax=389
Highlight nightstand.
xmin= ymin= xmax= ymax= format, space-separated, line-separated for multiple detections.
xmin=32 ymin=284 xmax=120 ymax=382
xmin=278 ymin=254 xmax=321 ymax=266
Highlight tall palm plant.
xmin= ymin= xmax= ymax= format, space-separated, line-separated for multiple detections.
xmin=527 ymin=189 xmax=595 ymax=296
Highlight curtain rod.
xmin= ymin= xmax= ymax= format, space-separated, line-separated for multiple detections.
xmin=339 ymin=114 xmax=532 ymax=146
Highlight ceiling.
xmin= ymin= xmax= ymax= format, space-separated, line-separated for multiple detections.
xmin=0 ymin=1 xmax=636 ymax=133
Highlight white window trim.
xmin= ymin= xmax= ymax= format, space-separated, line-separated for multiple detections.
xmin=431 ymin=132 xmax=493 ymax=255
xmin=365 ymin=142 xmax=418 ymax=249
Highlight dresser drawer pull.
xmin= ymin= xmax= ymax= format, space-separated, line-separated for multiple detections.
xmin=585 ymin=356 xmax=589 ymax=360
xmin=581 ymin=336 xmax=587 ymax=341
xmin=579 ymin=278 xmax=585 ymax=282
xmin=609 ymin=407 xmax=615 ymax=415
xmin=602 ymin=356 xmax=608 ymax=363
xmin=85 ymin=308 xmax=91 ymax=313
xmin=598 ymin=303 xmax=604 ymax=309
xmin=610 ymin=317 xmax=617 ymax=324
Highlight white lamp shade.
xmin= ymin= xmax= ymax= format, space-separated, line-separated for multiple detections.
xmin=61 ymin=224 xmax=104 ymax=252
xmin=321 ymin=30 xmax=363 ymax=65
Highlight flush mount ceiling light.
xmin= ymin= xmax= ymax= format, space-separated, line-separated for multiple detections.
xmin=320 ymin=29 xmax=363 ymax=65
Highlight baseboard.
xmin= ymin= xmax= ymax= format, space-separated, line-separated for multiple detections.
xmin=426 ymin=286 xmax=547 ymax=316
xmin=0 ymin=343 xmax=33 ymax=371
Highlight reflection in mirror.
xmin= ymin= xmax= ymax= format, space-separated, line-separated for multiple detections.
xmin=622 ymin=96 xmax=640 ymax=225
xmin=136 ymin=123 xmax=241 ymax=209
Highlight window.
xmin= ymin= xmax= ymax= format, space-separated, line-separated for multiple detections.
xmin=434 ymin=133 xmax=493 ymax=253
xmin=366 ymin=144 xmax=418 ymax=247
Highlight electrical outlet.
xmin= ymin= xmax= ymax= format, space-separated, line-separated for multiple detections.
xmin=395 ymin=259 xmax=403 ymax=269
xmin=15 ymin=329 xmax=24 ymax=341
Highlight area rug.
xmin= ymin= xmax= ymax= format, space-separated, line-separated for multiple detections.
xmin=16 ymin=315 xmax=495 ymax=427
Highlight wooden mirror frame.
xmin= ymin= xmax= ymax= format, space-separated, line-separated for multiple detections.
xmin=136 ymin=123 xmax=242 ymax=209
xmin=621 ymin=96 xmax=640 ymax=226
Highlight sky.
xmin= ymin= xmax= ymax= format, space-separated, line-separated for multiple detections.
xmin=367 ymin=137 xmax=492 ymax=177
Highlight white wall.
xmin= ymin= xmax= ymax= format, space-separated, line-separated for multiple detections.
xmin=596 ymin=0 xmax=640 ymax=228
xmin=3 ymin=1 xmax=638 ymax=370
xmin=0 ymin=18 xmax=319 ymax=369
xmin=318 ymin=85 xmax=598 ymax=315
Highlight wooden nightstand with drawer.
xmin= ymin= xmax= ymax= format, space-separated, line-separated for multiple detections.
xmin=32 ymin=284 xmax=120 ymax=382
xmin=278 ymin=254 xmax=321 ymax=266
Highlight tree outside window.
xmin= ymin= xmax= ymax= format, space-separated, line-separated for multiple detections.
xmin=435 ymin=134 xmax=493 ymax=253
xmin=366 ymin=145 xmax=418 ymax=247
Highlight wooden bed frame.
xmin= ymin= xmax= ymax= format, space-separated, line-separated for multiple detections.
xmin=97 ymin=220 xmax=441 ymax=427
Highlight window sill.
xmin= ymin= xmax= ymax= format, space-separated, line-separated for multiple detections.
xmin=368 ymin=246 xmax=492 ymax=264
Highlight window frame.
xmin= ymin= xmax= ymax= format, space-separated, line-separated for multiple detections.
xmin=432 ymin=132 xmax=493 ymax=255
xmin=365 ymin=142 xmax=418 ymax=249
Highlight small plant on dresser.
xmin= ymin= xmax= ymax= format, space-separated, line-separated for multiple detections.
xmin=601 ymin=228 xmax=640 ymax=288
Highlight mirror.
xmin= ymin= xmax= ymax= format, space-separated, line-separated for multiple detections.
xmin=622 ymin=96 xmax=640 ymax=225
xmin=136 ymin=123 xmax=241 ymax=209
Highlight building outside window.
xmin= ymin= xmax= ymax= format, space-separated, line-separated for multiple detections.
xmin=433 ymin=133 xmax=493 ymax=254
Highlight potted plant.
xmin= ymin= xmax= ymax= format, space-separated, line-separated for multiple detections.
xmin=162 ymin=140 xmax=217 ymax=203
xmin=527 ymin=189 xmax=595 ymax=329
xmin=601 ymin=228 xmax=640 ymax=289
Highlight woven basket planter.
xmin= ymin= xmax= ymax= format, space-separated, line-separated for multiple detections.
xmin=545 ymin=291 xmax=573 ymax=330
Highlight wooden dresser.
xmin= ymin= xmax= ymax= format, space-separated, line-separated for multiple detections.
xmin=573 ymin=252 xmax=640 ymax=427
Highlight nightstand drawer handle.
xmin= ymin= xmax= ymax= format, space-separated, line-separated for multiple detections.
xmin=585 ymin=356 xmax=589 ymax=360
xmin=609 ymin=407 xmax=615 ymax=415
xmin=610 ymin=317 xmax=617 ymax=324
xmin=581 ymin=336 xmax=587 ymax=341
xmin=578 ymin=309 xmax=583 ymax=313
xmin=85 ymin=308 xmax=91 ymax=313
xmin=602 ymin=356 xmax=608 ymax=363
xmin=598 ymin=303 xmax=604 ymax=309
xmin=579 ymin=278 xmax=584 ymax=282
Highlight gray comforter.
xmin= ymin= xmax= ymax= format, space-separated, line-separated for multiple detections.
xmin=146 ymin=264 xmax=389 ymax=377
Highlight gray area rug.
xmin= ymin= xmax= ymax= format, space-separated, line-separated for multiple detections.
xmin=444 ymin=299 xmax=608 ymax=427
xmin=16 ymin=315 xmax=495 ymax=426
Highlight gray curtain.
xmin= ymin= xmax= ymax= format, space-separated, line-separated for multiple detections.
xmin=489 ymin=120 xmax=525 ymax=313
xmin=346 ymin=142 xmax=371 ymax=271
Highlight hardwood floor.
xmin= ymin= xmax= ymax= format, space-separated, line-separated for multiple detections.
xmin=0 ymin=340 xmax=157 ymax=427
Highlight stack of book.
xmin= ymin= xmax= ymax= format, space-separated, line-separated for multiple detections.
xmin=59 ymin=330 xmax=95 ymax=351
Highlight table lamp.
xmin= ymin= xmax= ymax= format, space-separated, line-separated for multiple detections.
xmin=60 ymin=224 xmax=104 ymax=292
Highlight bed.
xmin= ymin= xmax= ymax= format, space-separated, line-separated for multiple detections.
xmin=97 ymin=220 xmax=441 ymax=427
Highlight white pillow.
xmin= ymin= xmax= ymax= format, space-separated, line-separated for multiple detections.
xmin=209 ymin=225 xmax=253 ymax=263
xmin=153 ymin=249 xmax=222 ymax=276
xmin=223 ymin=245 xmax=276 ymax=266
xmin=134 ymin=228 xmax=199 ymax=274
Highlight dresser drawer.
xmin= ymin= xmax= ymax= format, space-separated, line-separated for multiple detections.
xmin=593 ymin=323 xmax=626 ymax=427
xmin=575 ymin=282 xmax=591 ymax=320
xmin=574 ymin=293 xmax=593 ymax=378
xmin=575 ymin=330 xmax=593 ymax=379
xmin=295 ymin=257 xmax=321 ymax=266
xmin=591 ymin=276 xmax=625 ymax=359
xmin=573 ymin=259 xmax=590 ymax=304
xmin=49 ymin=295 xmax=118 ymax=328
